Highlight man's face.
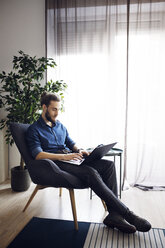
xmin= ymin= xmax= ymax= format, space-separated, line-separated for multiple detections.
xmin=44 ymin=100 xmax=61 ymax=124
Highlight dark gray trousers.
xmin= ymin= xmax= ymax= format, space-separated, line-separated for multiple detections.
xmin=56 ymin=159 xmax=128 ymax=217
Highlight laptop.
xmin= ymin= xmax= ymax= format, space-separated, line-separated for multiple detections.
xmin=60 ymin=142 xmax=117 ymax=166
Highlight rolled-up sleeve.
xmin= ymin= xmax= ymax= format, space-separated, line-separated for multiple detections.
xmin=65 ymin=129 xmax=76 ymax=150
xmin=26 ymin=127 xmax=43 ymax=159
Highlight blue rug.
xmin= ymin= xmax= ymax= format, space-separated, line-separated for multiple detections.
xmin=7 ymin=217 xmax=89 ymax=248
xmin=7 ymin=217 xmax=165 ymax=248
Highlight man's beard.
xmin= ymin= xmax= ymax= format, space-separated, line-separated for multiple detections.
xmin=45 ymin=110 xmax=56 ymax=124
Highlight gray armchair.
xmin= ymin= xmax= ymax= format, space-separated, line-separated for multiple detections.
xmin=10 ymin=122 xmax=88 ymax=230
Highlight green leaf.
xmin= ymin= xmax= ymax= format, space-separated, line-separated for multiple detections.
xmin=0 ymin=50 xmax=68 ymax=145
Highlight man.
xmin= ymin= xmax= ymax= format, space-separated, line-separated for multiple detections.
xmin=26 ymin=92 xmax=151 ymax=233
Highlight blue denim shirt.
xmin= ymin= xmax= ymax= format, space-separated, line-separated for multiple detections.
xmin=26 ymin=116 xmax=76 ymax=159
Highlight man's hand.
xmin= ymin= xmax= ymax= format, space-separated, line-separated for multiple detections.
xmin=72 ymin=145 xmax=90 ymax=157
xmin=36 ymin=151 xmax=84 ymax=161
xmin=79 ymin=149 xmax=90 ymax=157
xmin=62 ymin=153 xmax=83 ymax=161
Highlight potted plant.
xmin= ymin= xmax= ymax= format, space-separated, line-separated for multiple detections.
xmin=0 ymin=50 xmax=67 ymax=191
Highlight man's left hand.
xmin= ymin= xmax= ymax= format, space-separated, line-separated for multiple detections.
xmin=79 ymin=149 xmax=90 ymax=157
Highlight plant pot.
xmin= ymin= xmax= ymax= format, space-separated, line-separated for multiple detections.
xmin=11 ymin=166 xmax=31 ymax=192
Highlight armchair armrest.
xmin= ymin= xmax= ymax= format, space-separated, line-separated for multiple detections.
xmin=27 ymin=159 xmax=86 ymax=188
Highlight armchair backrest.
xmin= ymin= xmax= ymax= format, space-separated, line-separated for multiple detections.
xmin=10 ymin=122 xmax=33 ymax=165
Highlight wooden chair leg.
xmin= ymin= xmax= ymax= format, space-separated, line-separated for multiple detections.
xmin=69 ymin=189 xmax=78 ymax=230
xmin=23 ymin=185 xmax=40 ymax=212
xmin=101 ymin=199 xmax=107 ymax=211
xmin=59 ymin=188 xmax=62 ymax=197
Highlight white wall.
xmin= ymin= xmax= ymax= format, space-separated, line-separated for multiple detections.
xmin=0 ymin=0 xmax=45 ymax=182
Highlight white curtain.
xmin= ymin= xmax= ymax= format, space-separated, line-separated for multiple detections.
xmin=47 ymin=0 xmax=127 ymax=149
xmin=126 ymin=1 xmax=165 ymax=187
xmin=46 ymin=0 xmax=165 ymax=188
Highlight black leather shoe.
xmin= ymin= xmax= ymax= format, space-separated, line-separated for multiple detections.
xmin=103 ymin=214 xmax=136 ymax=233
xmin=125 ymin=211 xmax=151 ymax=232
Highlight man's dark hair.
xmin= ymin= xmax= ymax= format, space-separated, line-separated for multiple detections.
xmin=41 ymin=92 xmax=60 ymax=107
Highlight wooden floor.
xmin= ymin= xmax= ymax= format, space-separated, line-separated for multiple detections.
xmin=0 ymin=180 xmax=165 ymax=248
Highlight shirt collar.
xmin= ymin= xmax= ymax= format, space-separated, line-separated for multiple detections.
xmin=38 ymin=115 xmax=56 ymax=128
